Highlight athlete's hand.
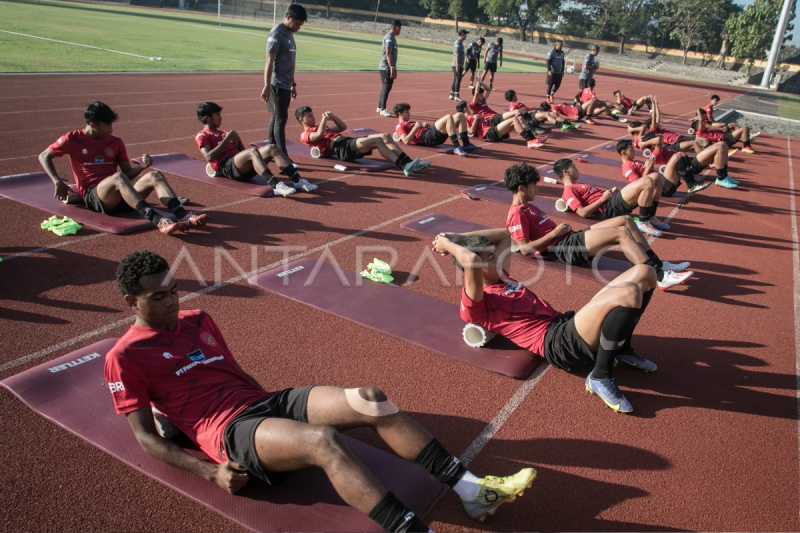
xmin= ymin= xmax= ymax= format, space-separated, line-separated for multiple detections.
xmin=610 ymin=187 xmax=618 ymax=195
xmin=547 ymin=70 xmax=552 ymax=76
xmin=390 ymin=67 xmax=397 ymax=80
xmin=432 ymin=234 xmax=452 ymax=255
xmin=212 ymin=461 xmax=249 ymax=494
xmin=225 ymin=130 xmax=240 ymax=143
xmin=260 ymin=86 xmax=270 ymax=104
xmin=141 ymin=154 xmax=153 ymax=168
xmin=291 ymin=85 xmax=297 ymax=101
xmin=555 ymin=223 xmax=572 ymax=237
xmin=421 ymin=122 xmax=430 ymax=129
xmin=54 ymin=180 xmax=70 ymax=201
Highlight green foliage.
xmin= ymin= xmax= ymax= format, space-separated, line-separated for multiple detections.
xmin=726 ymin=0 xmax=796 ymax=70
xmin=660 ymin=0 xmax=724 ymax=62
xmin=478 ymin=0 xmax=559 ymax=40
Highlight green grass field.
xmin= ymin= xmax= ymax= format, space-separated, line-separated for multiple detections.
xmin=0 ymin=0 xmax=546 ymax=73
xmin=776 ymin=93 xmax=800 ymax=121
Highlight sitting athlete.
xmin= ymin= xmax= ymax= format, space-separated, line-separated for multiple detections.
xmin=465 ymin=37 xmax=485 ymax=90
xmin=616 ymin=139 xmax=714 ymax=196
xmin=691 ymin=108 xmax=755 ymax=154
xmin=612 ymin=91 xmax=651 ymax=116
xmin=39 ymin=101 xmax=207 ymax=236
xmin=700 ymin=94 xmax=739 ymax=131
xmin=456 ymin=101 xmax=545 ymax=149
xmin=553 ymin=158 xmax=667 ymax=237
xmin=432 ymin=227 xmax=661 ymax=414
xmin=107 ymin=251 xmax=536 ymax=531
xmin=392 ymin=102 xmax=480 ymax=157
xmin=469 ymin=81 xmax=525 ymax=126
xmin=295 ymin=107 xmax=429 ymax=176
xmin=504 ymin=90 xmax=579 ymax=132
xmin=539 ymin=100 xmax=592 ymax=125
xmin=628 ymin=96 xmax=707 ymax=154
xmin=574 ymin=79 xmax=623 ymax=122
xmin=196 ymin=102 xmax=313 ymax=198
xmin=504 ymin=163 xmax=692 ymax=290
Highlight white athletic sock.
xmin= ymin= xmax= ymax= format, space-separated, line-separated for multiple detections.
xmin=452 ymin=470 xmax=481 ymax=499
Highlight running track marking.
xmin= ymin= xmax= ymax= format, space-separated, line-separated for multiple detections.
xmin=787 ymin=137 xmax=800 ymax=525
xmin=0 ymin=30 xmax=155 ymax=60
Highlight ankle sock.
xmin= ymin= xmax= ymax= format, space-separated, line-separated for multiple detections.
xmin=368 ymin=492 xmax=428 ymax=533
xmin=396 ymin=153 xmax=412 ymax=169
xmin=716 ymin=167 xmax=728 ymax=179
xmin=459 ymin=132 xmax=470 ymax=146
xmin=166 ymin=197 xmax=187 ymax=219
xmin=449 ymin=134 xmax=460 ymax=148
xmin=280 ymin=165 xmax=300 ymax=183
xmin=452 ymin=471 xmax=481 ymax=499
xmin=413 ymin=438 xmax=467 ymax=487
xmin=135 ymin=201 xmax=162 ymax=225
xmin=520 ymin=129 xmax=535 ymax=142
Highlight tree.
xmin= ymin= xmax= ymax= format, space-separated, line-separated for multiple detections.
xmin=660 ymin=0 xmax=723 ymax=63
xmin=609 ymin=0 xmax=652 ymax=54
xmin=479 ymin=0 xmax=560 ymax=41
xmin=726 ymin=0 xmax=796 ymax=77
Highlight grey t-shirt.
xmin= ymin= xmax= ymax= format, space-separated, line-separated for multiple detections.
xmin=266 ymin=23 xmax=296 ymax=90
xmin=379 ymin=32 xmax=397 ymax=70
xmin=485 ymin=42 xmax=502 ymax=64
xmin=452 ymin=39 xmax=465 ymax=68
xmin=546 ymin=48 xmax=565 ymax=74
xmin=579 ymin=53 xmax=598 ymax=80
xmin=466 ymin=41 xmax=482 ymax=61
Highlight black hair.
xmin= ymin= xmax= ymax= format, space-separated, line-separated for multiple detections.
xmin=391 ymin=19 xmax=403 ymax=28
xmin=496 ymin=37 xmax=503 ymax=44
xmin=455 ymin=101 xmax=468 ymax=112
xmin=690 ymin=118 xmax=699 ymax=129
xmin=590 ymin=44 xmax=600 ymax=52
xmin=587 ymin=78 xmax=596 ymax=89
xmin=503 ymin=162 xmax=539 ymax=192
xmin=84 ymin=102 xmax=118 ymax=125
xmin=452 ymin=235 xmax=493 ymax=271
xmin=555 ymin=39 xmax=563 ymax=44
xmin=629 ymin=121 xmax=643 ymax=129
xmin=616 ymin=139 xmax=633 ymax=155
xmin=116 ymin=251 xmax=170 ymax=296
xmin=392 ymin=102 xmax=411 ymax=116
xmin=477 ymin=37 xmax=485 ymax=44
xmin=553 ymin=158 xmax=574 ymax=178
xmin=613 ymin=90 xmax=621 ymax=96
xmin=295 ymin=105 xmax=312 ymax=122
xmin=540 ymin=101 xmax=551 ymax=111
xmin=710 ymin=94 xmax=720 ymax=102
xmin=286 ymin=4 xmax=307 ymax=20
xmin=196 ymin=102 xmax=222 ymax=124
xmin=504 ymin=89 xmax=516 ymax=102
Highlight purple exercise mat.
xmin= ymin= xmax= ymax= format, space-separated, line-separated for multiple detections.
xmin=0 ymin=172 xmax=173 ymax=234
xmin=147 ymin=153 xmax=274 ymax=197
xmin=542 ymin=170 xmax=688 ymax=205
xmin=248 ymin=259 xmax=539 ymax=379
xmin=400 ymin=214 xmax=629 ymax=283
xmin=250 ymin=139 xmax=395 ymax=172
xmin=461 ymin=184 xmax=591 ymax=225
xmin=0 ymin=339 xmax=441 ymax=532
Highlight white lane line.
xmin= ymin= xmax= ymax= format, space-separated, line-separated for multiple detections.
xmin=0 ymin=29 xmax=154 ymax=60
xmin=787 ymin=136 xmax=800 ymax=526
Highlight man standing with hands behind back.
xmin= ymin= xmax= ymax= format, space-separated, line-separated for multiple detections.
xmin=378 ymin=20 xmax=402 ymax=117
xmin=261 ymin=4 xmax=306 ymax=164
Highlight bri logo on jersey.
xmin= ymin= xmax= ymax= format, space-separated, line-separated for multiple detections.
xmin=504 ymin=281 xmax=523 ymax=296
xmin=187 ymin=349 xmax=206 ymax=362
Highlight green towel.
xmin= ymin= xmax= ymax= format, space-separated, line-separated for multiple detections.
xmin=41 ymin=215 xmax=82 ymax=236
xmin=367 ymin=258 xmax=391 ymax=274
xmin=360 ymin=258 xmax=394 ymax=283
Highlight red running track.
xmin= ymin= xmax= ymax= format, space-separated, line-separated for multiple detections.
xmin=0 ymin=69 xmax=797 ymax=532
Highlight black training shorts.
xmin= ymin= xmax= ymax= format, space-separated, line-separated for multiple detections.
xmin=602 ymin=192 xmax=633 ymax=219
xmin=484 ymin=126 xmax=509 ymax=142
xmin=332 ymin=136 xmax=363 ymax=162
xmin=544 ymin=230 xmax=590 ymax=266
xmin=420 ymin=127 xmax=448 ymax=147
xmin=223 ymin=386 xmax=314 ymax=485
xmin=466 ymin=59 xmax=477 ymax=73
xmin=484 ymin=61 xmax=497 ymax=73
xmin=723 ymin=132 xmax=737 ymax=148
xmin=676 ymin=155 xmax=704 ymax=178
xmin=84 ymin=184 xmax=130 ymax=215
xmin=662 ymin=177 xmax=679 ymax=197
xmin=489 ymin=114 xmax=504 ymax=127
xmin=220 ymin=156 xmax=257 ymax=182
xmin=665 ymin=135 xmax=695 ymax=152
xmin=543 ymin=312 xmax=595 ymax=372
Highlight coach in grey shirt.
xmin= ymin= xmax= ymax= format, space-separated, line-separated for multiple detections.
xmin=378 ymin=20 xmax=401 ymax=117
xmin=579 ymin=45 xmax=600 ymax=90
xmin=450 ymin=29 xmax=468 ymax=100
xmin=261 ymin=4 xmax=306 ymax=159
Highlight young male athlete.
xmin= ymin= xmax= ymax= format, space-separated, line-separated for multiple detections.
xmin=469 ymin=82 xmax=537 ymax=129
xmin=545 ymin=40 xmax=566 ymax=102
xmin=432 ymin=220 xmax=661 ymax=414
xmin=39 ymin=101 xmax=207 ymax=236
xmin=393 ymin=102 xmax=479 ymax=156
xmin=466 ymin=37 xmax=485 ymax=90
xmin=296 ymin=107 xmax=428 ymax=175
xmin=106 ymin=251 xmax=536 ymax=532
xmin=539 ymin=100 xmax=593 ymax=125
xmin=553 ymin=158 xmax=667 ymax=237
xmin=627 ymin=96 xmax=707 ymax=155
xmin=692 ymin=108 xmax=755 ymax=154
xmin=378 ymin=20 xmax=402 ymax=117
xmin=701 ymin=94 xmax=740 ymax=131
xmin=480 ymin=37 xmax=503 ymax=90
xmin=195 ymin=102 xmax=314 ymax=197
xmin=456 ymin=101 xmax=545 ymax=149
xmin=450 ymin=29 xmax=469 ymax=102
xmin=613 ymin=91 xmax=651 ymax=116
xmin=578 ymin=45 xmax=600 ymax=90
xmin=504 ymin=90 xmax=579 ymax=132
xmin=575 ymin=79 xmax=623 ymax=122
xmin=504 ymin=163 xmax=692 ymax=290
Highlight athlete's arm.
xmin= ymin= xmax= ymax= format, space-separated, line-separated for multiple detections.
xmin=499 ymin=50 xmax=503 ymax=66
xmin=399 ymin=122 xmax=421 ymax=144
xmin=201 ymin=132 xmax=238 ymax=162
xmin=515 ymin=226 xmax=569 ymax=256
xmin=329 ymin=112 xmax=347 ymax=132
xmin=119 ymin=158 xmax=150 ymax=180
xmin=126 ymin=406 xmax=249 ymax=494
xmin=651 ymin=96 xmax=661 ymax=128
xmin=38 ymin=148 xmax=70 ymax=200
xmin=260 ymin=52 xmax=277 ymax=103
xmin=575 ymin=189 xmax=612 ymax=218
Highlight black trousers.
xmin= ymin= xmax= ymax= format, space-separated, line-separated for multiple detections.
xmin=546 ymin=72 xmax=563 ymax=95
xmin=451 ymin=66 xmax=464 ymax=94
xmin=379 ymin=69 xmax=393 ymax=110
xmin=267 ymin=84 xmax=292 ymax=157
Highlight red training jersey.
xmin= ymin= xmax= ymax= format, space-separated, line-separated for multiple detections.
xmin=553 ymin=104 xmax=579 ymax=119
xmin=46 ymin=129 xmax=129 ymax=198
xmin=704 ymin=104 xmax=715 ymax=122
xmin=562 ymin=183 xmax=605 ymax=213
xmin=652 ymin=147 xmax=675 ymax=165
xmin=395 ymin=120 xmax=427 ymax=144
xmin=468 ymin=100 xmax=498 ymax=121
xmin=621 ymin=159 xmax=646 ymax=182
xmin=580 ymin=87 xmax=596 ymax=104
xmin=459 ymin=277 xmax=559 ymax=357
xmin=194 ymin=128 xmax=240 ymax=173
xmin=506 ymin=203 xmax=566 ymax=252
xmin=651 ymin=127 xmax=681 ymax=146
xmin=104 ymin=310 xmax=275 ymax=463
xmin=618 ymin=95 xmax=634 ymax=108
xmin=466 ymin=114 xmax=492 ymax=139
xmin=508 ymin=101 xmax=530 ymax=113
xmin=697 ymin=127 xmax=723 ymax=142
xmin=300 ymin=126 xmax=341 ymax=155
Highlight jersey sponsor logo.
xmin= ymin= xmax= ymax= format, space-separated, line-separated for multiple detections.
xmin=187 ymin=349 xmax=206 ymax=362
xmin=276 ymin=265 xmax=304 ymax=278
xmin=175 ymin=355 xmax=225 ymax=376
xmin=508 ymin=224 xmax=522 ymax=233
xmin=94 ymin=156 xmax=104 ymax=163
xmin=538 ymin=214 xmax=550 ymax=225
xmin=162 ymin=352 xmax=174 ymax=359
xmin=48 ymin=352 xmax=101 ymax=373
xmin=200 ymin=332 xmax=216 ymax=346
xmin=504 ymin=281 xmax=523 ymax=296
xmin=108 ymin=381 xmax=125 ymax=393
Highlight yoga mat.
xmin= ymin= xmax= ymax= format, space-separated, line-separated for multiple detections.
xmin=461 ymin=184 xmax=591 ymax=225
xmin=0 ymin=172 xmax=174 ymax=235
xmin=146 ymin=153 xmax=274 ymax=198
xmin=542 ymin=170 xmax=688 ymax=205
xmin=248 ymin=259 xmax=539 ymax=379
xmin=0 ymin=339 xmax=441 ymax=533
xmin=400 ymin=214 xmax=629 ymax=283
xmin=251 ymin=140 xmax=395 ymax=172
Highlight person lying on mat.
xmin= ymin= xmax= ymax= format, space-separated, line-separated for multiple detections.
xmin=627 ymin=95 xmax=707 ymax=155
xmin=196 ymin=102 xmax=315 ymax=197
xmin=106 ymin=251 xmax=534 ymax=532
xmin=432 ymin=228 xmax=659 ymax=414
xmin=538 ymin=100 xmax=591 ymax=125
xmin=691 ymin=108 xmax=755 ymax=155
xmin=296 ymin=106 xmax=429 ymax=176
xmin=503 ymin=90 xmax=576 ymax=132
xmin=612 ymin=91 xmax=651 ymax=116
xmin=552 ymin=158 xmax=667 ymax=238
xmin=504 ymin=163 xmax=691 ymax=290
xmin=456 ymin=101 xmax=545 ymax=149
xmin=39 ymin=102 xmax=207 ymax=236
xmin=392 ymin=102 xmax=480 ymax=157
